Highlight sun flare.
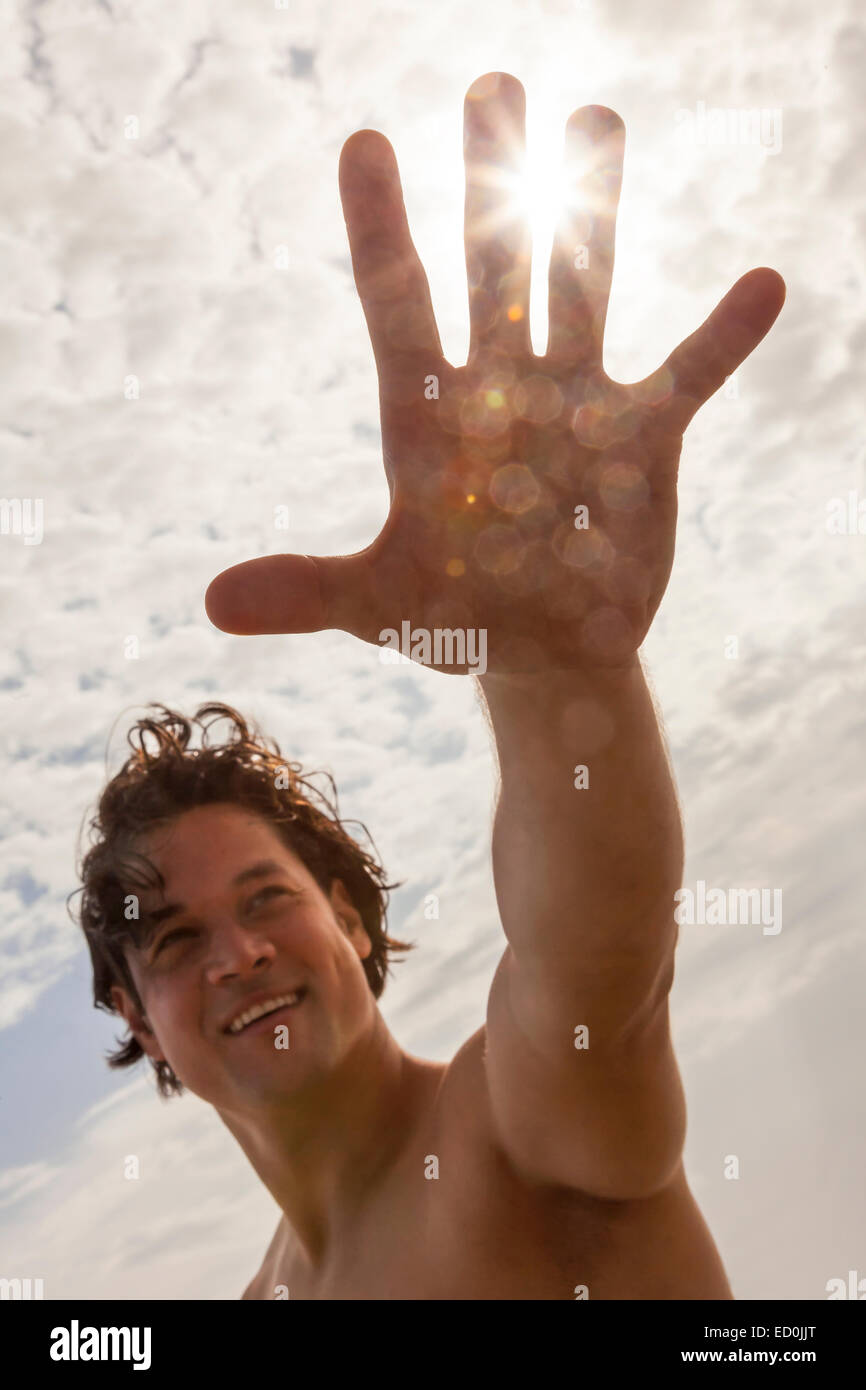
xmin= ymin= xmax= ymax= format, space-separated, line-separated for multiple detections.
xmin=500 ymin=138 xmax=590 ymax=351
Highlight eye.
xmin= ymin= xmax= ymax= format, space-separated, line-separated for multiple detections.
xmin=248 ymin=885 xmax=289 ymax=911
xmin=154 ymin=927 xmax=196 ymax=956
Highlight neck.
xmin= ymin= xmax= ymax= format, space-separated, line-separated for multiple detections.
xmin=217 ymin=1012 xmax=440 ymax=1269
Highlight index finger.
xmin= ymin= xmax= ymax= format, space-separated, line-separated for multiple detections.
xmin=338 ymin=130 xmax=443 ymax=375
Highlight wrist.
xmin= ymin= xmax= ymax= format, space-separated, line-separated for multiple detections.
xmin=476 ymin=652 xmax=643 ymax=709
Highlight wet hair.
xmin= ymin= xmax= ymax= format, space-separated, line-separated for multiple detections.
xmin=70 ymin=703 xmax=414 ymax=1098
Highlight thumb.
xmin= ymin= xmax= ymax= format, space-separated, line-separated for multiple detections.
xmin=654 ymin=266 xmax=786 ymax=432
xmin=204 ymin=552 xmax=373 ymax=637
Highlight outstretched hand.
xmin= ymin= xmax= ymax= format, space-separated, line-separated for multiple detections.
xmin=205 ymin=72 xmax=785 ymax=674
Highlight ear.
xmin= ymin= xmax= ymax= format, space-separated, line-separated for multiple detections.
xmin=329 ymin=878 xmax=372 ymax=961
xmin=109 ymin=983 xmax=167 ymax=1064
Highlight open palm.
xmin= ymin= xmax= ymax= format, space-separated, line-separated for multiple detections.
xmin=205 ymin=72 xmax=785 ymax=674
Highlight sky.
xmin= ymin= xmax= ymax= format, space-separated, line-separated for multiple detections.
xmin=1 ymin=0 xmax=864 ymax=1300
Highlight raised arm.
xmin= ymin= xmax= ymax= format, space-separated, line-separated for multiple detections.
xmin=478 ymin=659 xmax=687 ymax=1197
xmin=203 ymin=72 xmax=785 ymax=1197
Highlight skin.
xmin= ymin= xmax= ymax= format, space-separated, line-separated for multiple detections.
xmin=110 ymin=804 xmax=436 ymax=1267
xmin=112 ymin=802 xmax=731 ymax=1300
xmin=119 ymin=70 xmax=785 ymax=1298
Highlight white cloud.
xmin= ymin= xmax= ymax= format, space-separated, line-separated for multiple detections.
xmin=1 ymin=0 xmax=862 ymax=1301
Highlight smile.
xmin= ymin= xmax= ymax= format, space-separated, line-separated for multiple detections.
xmin=225 ymin=988 xmax=307 ymax=1035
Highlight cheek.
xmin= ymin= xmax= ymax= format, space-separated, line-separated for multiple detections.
xmin=286 ymin=912 xmax=340 ymax=960
xmin=147 ymin=977 xmax=201 ymax=1047
xmin=290 ymin=916 xmax=364 ymax=987
xmin=148 ymin=982 xmax=216 ymax=1091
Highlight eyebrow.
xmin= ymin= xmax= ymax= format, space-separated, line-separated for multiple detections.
xmin=142 ymin=859 xmax=291 ymax=932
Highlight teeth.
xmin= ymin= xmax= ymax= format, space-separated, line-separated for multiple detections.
xmin=228 ymin=991 xmax=302 ymax=1034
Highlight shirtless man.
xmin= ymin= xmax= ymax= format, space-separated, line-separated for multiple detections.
xmin=102 ymin=72 xmax=785 ymax=1299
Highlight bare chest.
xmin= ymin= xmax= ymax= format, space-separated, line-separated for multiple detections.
xmin=258 ymin=1134 xmax=731 ymax=1301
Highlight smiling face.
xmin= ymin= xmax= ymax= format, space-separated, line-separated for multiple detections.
xmin=109 ymin=803 xmax=376 ymax=1111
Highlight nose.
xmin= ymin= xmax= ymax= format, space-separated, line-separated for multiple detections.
xmin=203 ymin=918 xmax=277 ymax=984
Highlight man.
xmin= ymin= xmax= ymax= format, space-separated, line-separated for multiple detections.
xmin=85 ymin=71 xmax=785 ymax=1298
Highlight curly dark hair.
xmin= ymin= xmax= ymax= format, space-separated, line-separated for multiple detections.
xmin=70 ymin=702 xmax=415 ymax=1099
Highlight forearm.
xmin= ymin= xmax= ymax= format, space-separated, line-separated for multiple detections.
xmin=476 ymin=654 xmax=683 ymax=1041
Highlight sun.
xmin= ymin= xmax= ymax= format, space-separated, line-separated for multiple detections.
xmin=497 ymin=133 xmax=590 ymax=352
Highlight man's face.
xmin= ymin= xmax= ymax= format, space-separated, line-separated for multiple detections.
xmin=110 ymin=803 xmax=375 ymax=1110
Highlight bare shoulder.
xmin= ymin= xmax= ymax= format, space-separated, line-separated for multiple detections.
xmin=433 ymin=1022 xmax=515 ymax=1154
xmin=440 ymin=1025 xmax=708 ymax=1220
xmin=241 ymin=1213 xmax=292 ymax=1300
xmin=442 ymin=1022 xmax=489 ymax=1094
xmin=441 ymin=1024 xmax=731 ymax=1297
xmin=445 ymin=1022 xmax=697 ymax=1206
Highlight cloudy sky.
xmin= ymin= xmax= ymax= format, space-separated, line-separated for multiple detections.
xmin=1 ymin=0 xmax=863 ymax=1300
